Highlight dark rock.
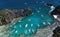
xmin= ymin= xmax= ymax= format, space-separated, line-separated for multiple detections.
xmin=50 ymin=6 xmax=60 ymax=16
xmin=52 ymin=26 xmax=60 ymax=37
xmin=23 ymin=8 xmax=32 ymax=16
xmin=0 ymin=16 xmax=2 ymax=26
xmin=14 ymin=8 xmax=32 ymax=17
xmin=53 ymin=26 xmax=60 ymax=34
xmin=45 ymin=3 xmax=53 ymax=7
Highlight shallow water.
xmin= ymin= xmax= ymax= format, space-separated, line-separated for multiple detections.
xmin=9 ymin=2 xmax=54 ymax=36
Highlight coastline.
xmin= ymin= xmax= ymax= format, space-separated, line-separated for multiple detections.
xmin=0 ymin=17 xmax=24 ymax=32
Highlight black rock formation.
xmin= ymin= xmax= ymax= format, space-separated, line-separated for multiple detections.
xmin=14 ymin=8 xmax=32 ymax=17
xmin=22 ymin=8 xmax=32 ymax=16
xmin=52 ymin=26 xmax=60 ymax=37
xmin=50 ymin=6 xmax=60 ymax=15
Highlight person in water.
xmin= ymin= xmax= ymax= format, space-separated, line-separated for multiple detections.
xmin=45 ymin=3 xmax=60 ymax=22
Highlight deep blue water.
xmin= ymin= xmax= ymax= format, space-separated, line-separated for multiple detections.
xmin=0 ymin=0 xmax=60 ymax=9
xmin=0 ymin=0 xmax=60 ymax=36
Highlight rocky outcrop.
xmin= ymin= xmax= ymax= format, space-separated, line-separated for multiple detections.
xmin=0 ymin=16 xmax=2 ymax=26
xmin=53 ymin=26 xmax=60 ymax=37
xmin=0 ymin=8 xmax=32 ymax=26
xmin=50 ymin=6 xmax=60 ymax=15
xmin=14 ymin=8 xmax=32 ymax=18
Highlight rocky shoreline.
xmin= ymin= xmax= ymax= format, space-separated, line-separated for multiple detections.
xmin=0 ymin=8 xmax=32 ymax=26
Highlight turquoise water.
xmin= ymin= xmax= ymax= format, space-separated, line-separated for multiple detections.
xmin=9 ymin=6 xmax=54 ymax=36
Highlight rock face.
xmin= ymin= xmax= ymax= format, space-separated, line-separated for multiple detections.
xmin=0 ymin=9 xmax=14 ymax=25
xmin=50 ymin=6 xmax=60 ymax=15
xmin=0 ymin=8 xmax=32 ymax=26
xmin=22 ymin=8 xmax=32 ymax=16
xmin=14 ymin=8 xmax=32 ymax=18
xmin=0 ymin=16 xmax=2 ymax=26
xmin=53 ymin=26 xmax=60 ymax=37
